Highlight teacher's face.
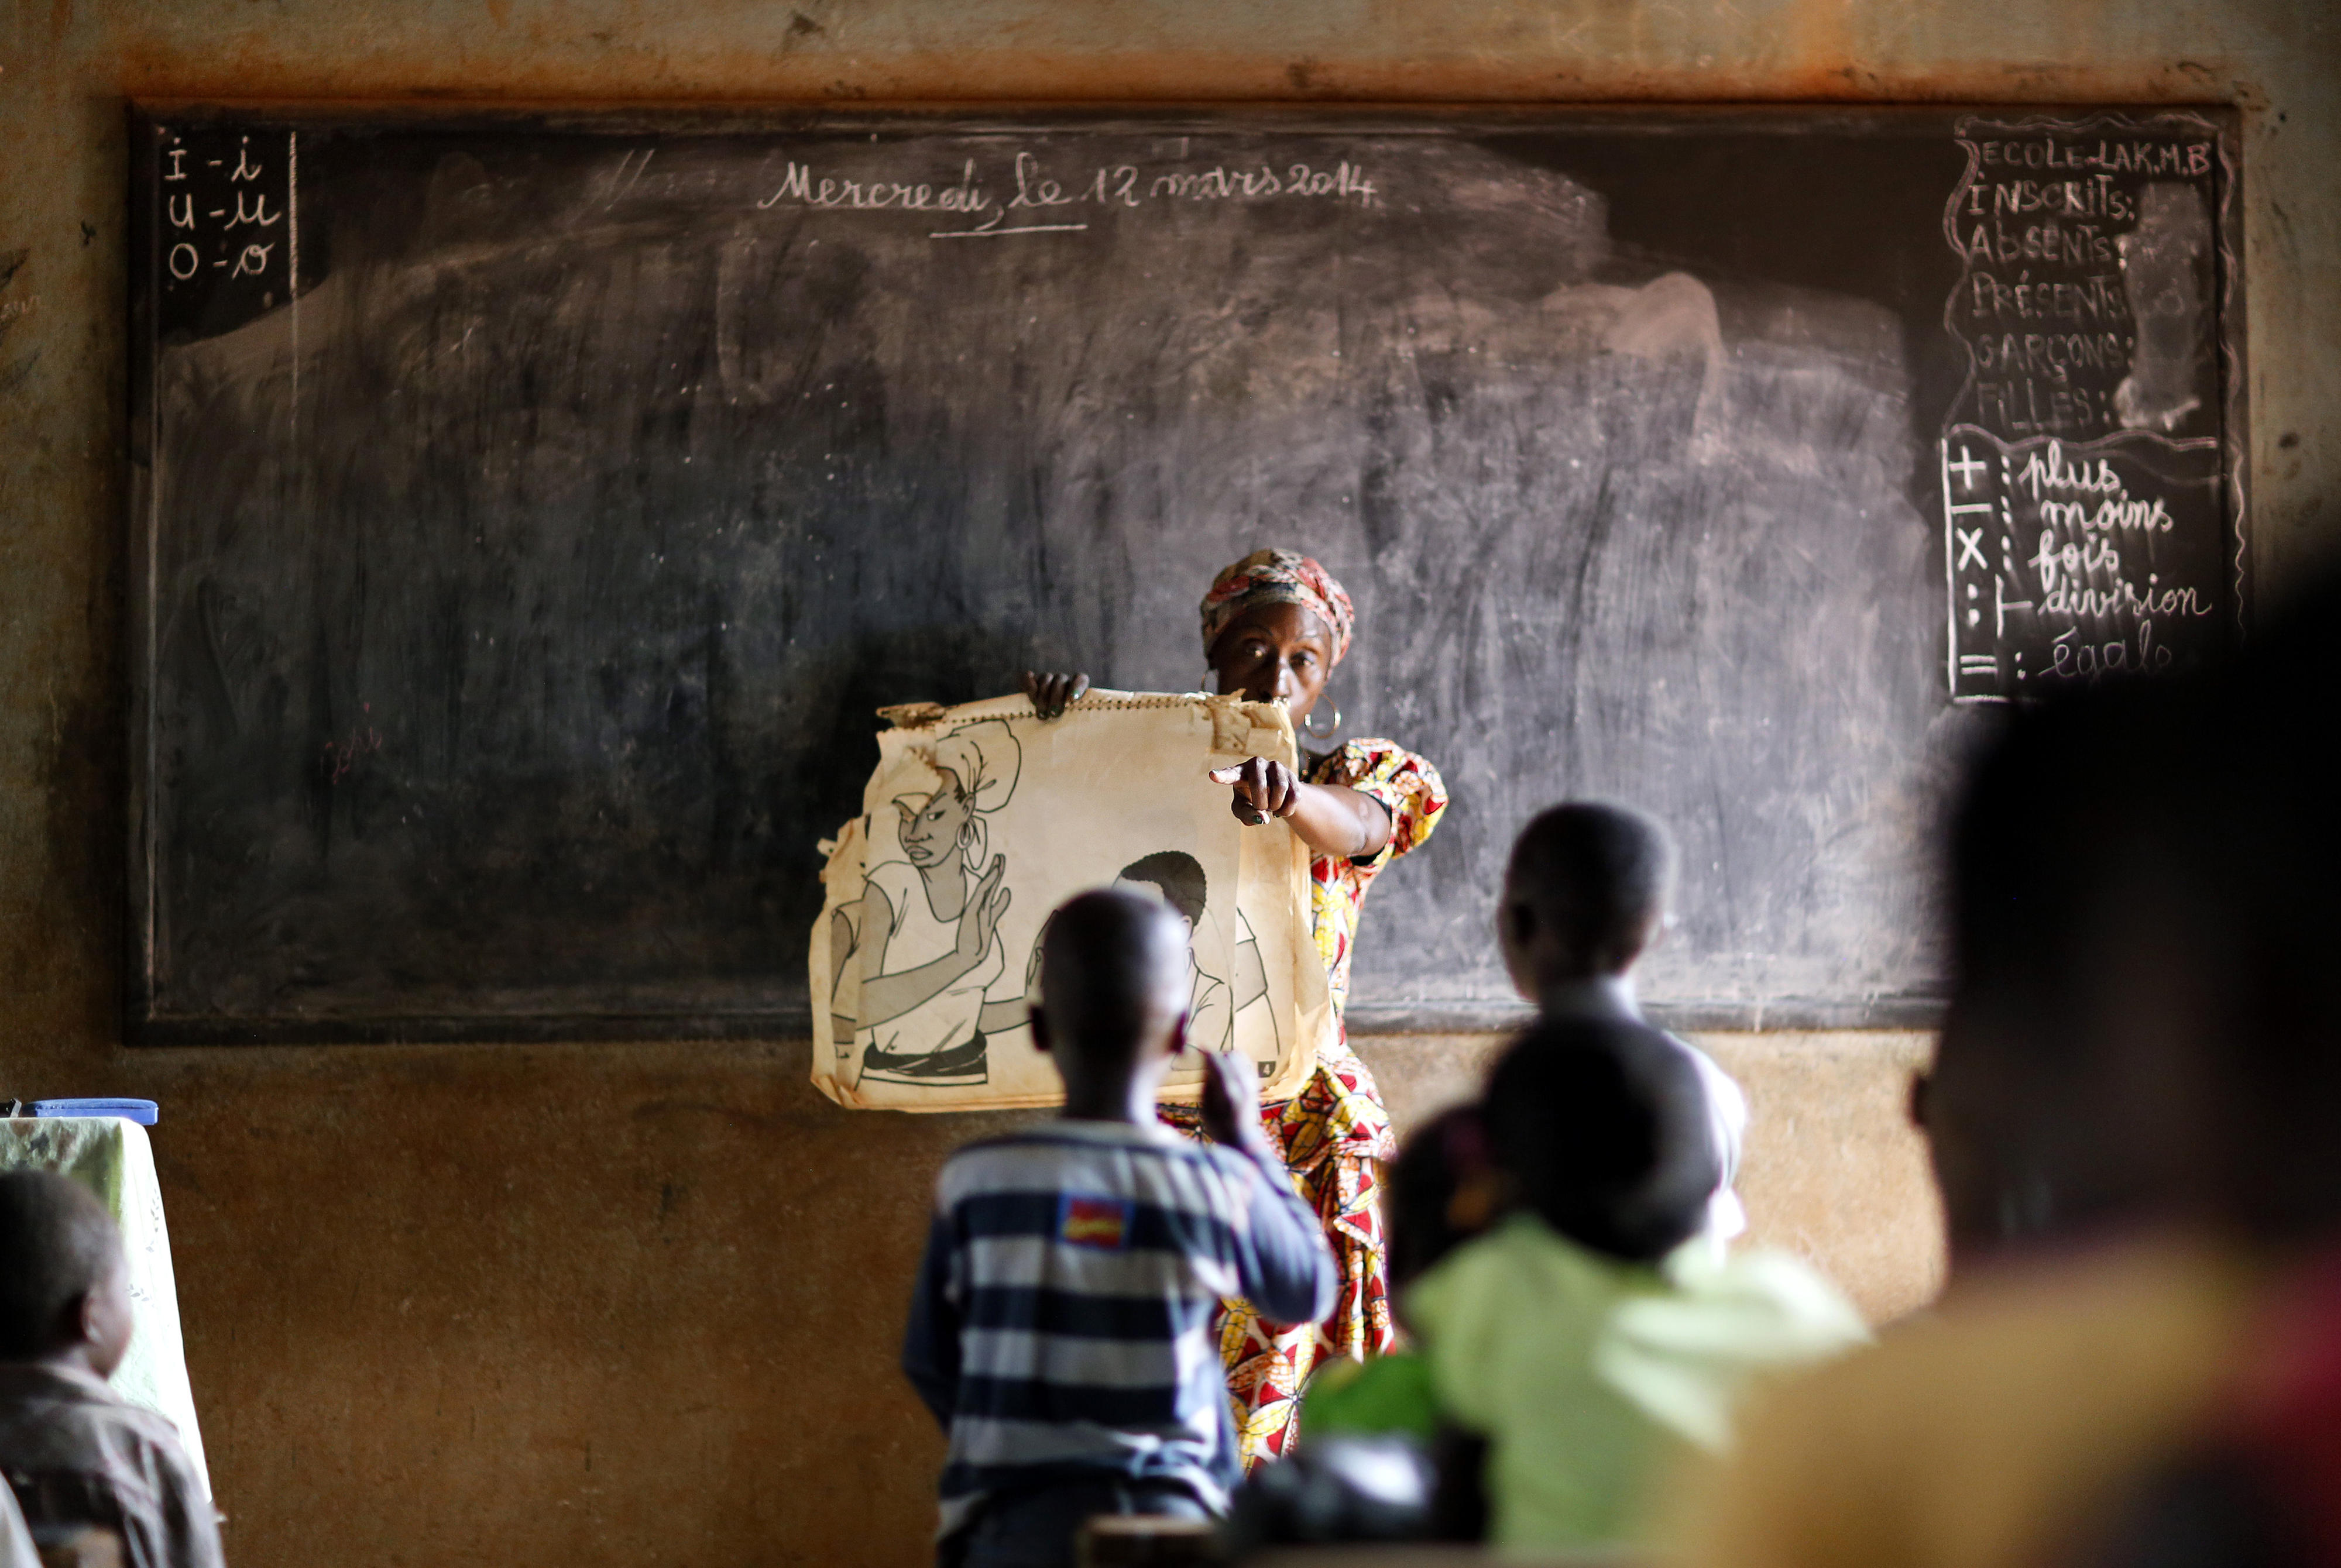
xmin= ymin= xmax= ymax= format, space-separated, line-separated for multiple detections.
xmin=1207 ymin=603 xmax=1336 ymax=723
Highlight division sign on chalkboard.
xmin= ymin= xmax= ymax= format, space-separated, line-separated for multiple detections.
xmin=1939 ymin=112 xmax=2243 ymax=700
xmin=125 ymin=104 xmax=2245 ymax=1044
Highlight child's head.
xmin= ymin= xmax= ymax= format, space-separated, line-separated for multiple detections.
xmin=1482 ymin=1016 xmax=1718 ymax=1263
xmin=1500 ymin=803 xmax=1676 ymax=995
xmin=0 ymin=1171 xmax=133 ymax=1376
xmin=1031 ymin=888 xmax=1194 ymax=1097
xmin=1929 ymin=684 xmax=2209 ymax=1267
xmin=1386 ymin=1105 xmax=1500 ymax=1293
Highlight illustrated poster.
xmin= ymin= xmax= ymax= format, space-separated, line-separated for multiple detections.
xmin=809 ymin=692 xmax=1333 ymax=1112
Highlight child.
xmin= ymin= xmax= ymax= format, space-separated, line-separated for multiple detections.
xmin=1498 ymin=802 xmax=1749 ymax=1246
xmin=0 ymin=1170 xmax=224 ymax=1568
xmin=901 ymin=888 xmax=1336 ymax=1568
xmin=1298 ymin=1105 xmax=1499 ymax=1447
xmin=1675 ymin=666 xmax=2292 ymax=1568
xmin=1409 ymin=1017 xmax=1866 ymax=1552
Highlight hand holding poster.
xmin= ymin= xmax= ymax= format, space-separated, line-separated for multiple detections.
xmin=809 ymin=691 xmax=1334 ymax=1111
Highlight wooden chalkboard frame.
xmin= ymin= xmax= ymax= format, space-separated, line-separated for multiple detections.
xmin=124 ymin=100 xmax=2248 ymax=1045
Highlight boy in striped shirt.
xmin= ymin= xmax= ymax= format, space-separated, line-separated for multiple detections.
xmin=902 ymin=888 xmax=1335 ymax=1568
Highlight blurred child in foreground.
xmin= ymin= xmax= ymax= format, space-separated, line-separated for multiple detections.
xmin=2056 ymin=578 xmax=2341 ymax=1568
xmin=1674 ymin=581 xmax=2341 ymax=1568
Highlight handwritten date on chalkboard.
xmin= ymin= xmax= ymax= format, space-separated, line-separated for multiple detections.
xmin=1939 ymin=112 xmax=2239 ymax=702
xmin=756 ymin=149 xmax=1380 ymax=233
xmin=123 ymin=105 xmax=2247 ymax=1040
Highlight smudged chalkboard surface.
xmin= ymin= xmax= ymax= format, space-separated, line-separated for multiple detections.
xmin=125 ymin=105 xmax=2246 ymax=1044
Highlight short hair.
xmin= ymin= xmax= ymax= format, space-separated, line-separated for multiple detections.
xmin=1481 ymin=1017 xmax=1718 ymax=1263
xmin=1386 ymin=1105 xmax=1494 ymax=1290
xmin=1038 ymin=888 xmax=1193 ymax=1070
xmin=1948 ymin=687 xmax=2177 ymax=1055
xmin=1935 ymin=676 xmax=2214 ymax=1252
xmin=0 ymin=1171 xmax=123 ymax=1360
xmin=1505 ymin=803 xmax=1676 ymax=969
xmin=1117 ymin=851 xmax=1209 ymax=926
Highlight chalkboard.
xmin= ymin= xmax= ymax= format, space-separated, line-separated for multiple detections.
xmin=125 ymin=104 xmax=2246 ymax=1044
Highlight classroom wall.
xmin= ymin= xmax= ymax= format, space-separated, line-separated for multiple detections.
xmin=0 ymin=2 xmax=2332 ymax=1564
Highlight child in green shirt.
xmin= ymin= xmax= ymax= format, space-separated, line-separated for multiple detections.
xmin=1410 ymin=1017 xmax=1868 ymax=1552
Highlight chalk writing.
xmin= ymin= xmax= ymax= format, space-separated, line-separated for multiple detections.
xmin=1941 ymin=114 xmax=2234 ymax=702
xmin=754 ymin=146 xmax=1377 ymax=238
xmin=1941 ymin=429 xmax=2221 ymax=700
xmin=155 ymin=128 xmax=298 ymax=343
xmin=321 ymin=709 xmax=383 ymax=786
xmin=1945 ymin=115 xmax=2221 ymax=441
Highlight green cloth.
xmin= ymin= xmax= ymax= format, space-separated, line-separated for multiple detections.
xmin=1299 ymin=1348 xmax=1440 ymax=1445
xmin=0 ymin=1118 xmax=211 ymax=1498
xmin=1406 ymin=1213 xmax=1868 ymax=1553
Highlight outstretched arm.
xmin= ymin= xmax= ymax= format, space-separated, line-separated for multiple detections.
xmin=977 ymin=996 xmax=1028 ymax=1034
xmin=828 ymin=900 xmax=865 ymax=1041
xmin=1211 ymin=759 xmax=1392 ymax=860
xmin=975 ymin=924 xmax=1048 ymax=1035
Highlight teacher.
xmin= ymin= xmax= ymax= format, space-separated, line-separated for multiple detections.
xmin=1025 ymin=548 xmax=1448 ymax=1468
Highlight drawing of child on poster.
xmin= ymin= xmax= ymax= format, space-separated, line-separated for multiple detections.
xmin=1114 ymin=851 xmax=1275 ymax=1064
xmin=828 ymin=719 xmax=1020 ymax=1087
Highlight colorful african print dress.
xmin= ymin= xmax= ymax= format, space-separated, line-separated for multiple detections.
xmin=1162 ymin=735 xmax=1448 ymax=1469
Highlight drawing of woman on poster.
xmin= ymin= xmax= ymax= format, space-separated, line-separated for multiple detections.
xmin=829 ymin=720 xmax=1020 ymax=1087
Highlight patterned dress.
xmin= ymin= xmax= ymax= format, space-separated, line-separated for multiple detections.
xmin=1162 ymin=736 xmax=1449 ymax=1468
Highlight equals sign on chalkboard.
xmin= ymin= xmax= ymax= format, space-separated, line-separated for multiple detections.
xmin=1942 ymin=435 xmax=2040 ymax=702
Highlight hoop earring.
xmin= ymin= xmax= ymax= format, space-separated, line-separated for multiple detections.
xmin=1302 ymin=699 xmax=1342 ymax=742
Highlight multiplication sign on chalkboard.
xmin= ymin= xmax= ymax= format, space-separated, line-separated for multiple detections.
xmin=1938 ymin=112 xmax=2242 ymax=700
xmin=125 ymin=105 xmax=2246 ymax=1041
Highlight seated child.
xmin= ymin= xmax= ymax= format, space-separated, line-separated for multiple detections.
xmin=1409 ymin=1017 xmax=1866 ymax=1553
xmin=1300 ymin=1104 xmax=1499 ymax=1447
xmin=1499 ymin=802 xmax=1750 ymax=1246
xmin=901 ymin=888 xmax=1336 ymax=1568
xmin=0 ymin=1170 xmax=224 ymax=1568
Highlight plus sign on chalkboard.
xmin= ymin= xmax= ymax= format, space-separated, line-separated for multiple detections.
xmin=1938 ymin=112 xmax=2243 ymax=702
xmin=121 ymin=104 xmax=2247 ymax=1044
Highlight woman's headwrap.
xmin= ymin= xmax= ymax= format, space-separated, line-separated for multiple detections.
xmin=1198 ymin=548 xmax=1356 ymax=664
xmin=902 ymin=718 xmax=1022 ymax=866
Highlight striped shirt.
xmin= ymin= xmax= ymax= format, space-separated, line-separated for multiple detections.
xmin=902 ymin=1119 xmax=1334 ymax=1538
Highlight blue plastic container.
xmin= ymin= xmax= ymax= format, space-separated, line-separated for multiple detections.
xmin=30 ymin=1099 xmax=159 ymax=1126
